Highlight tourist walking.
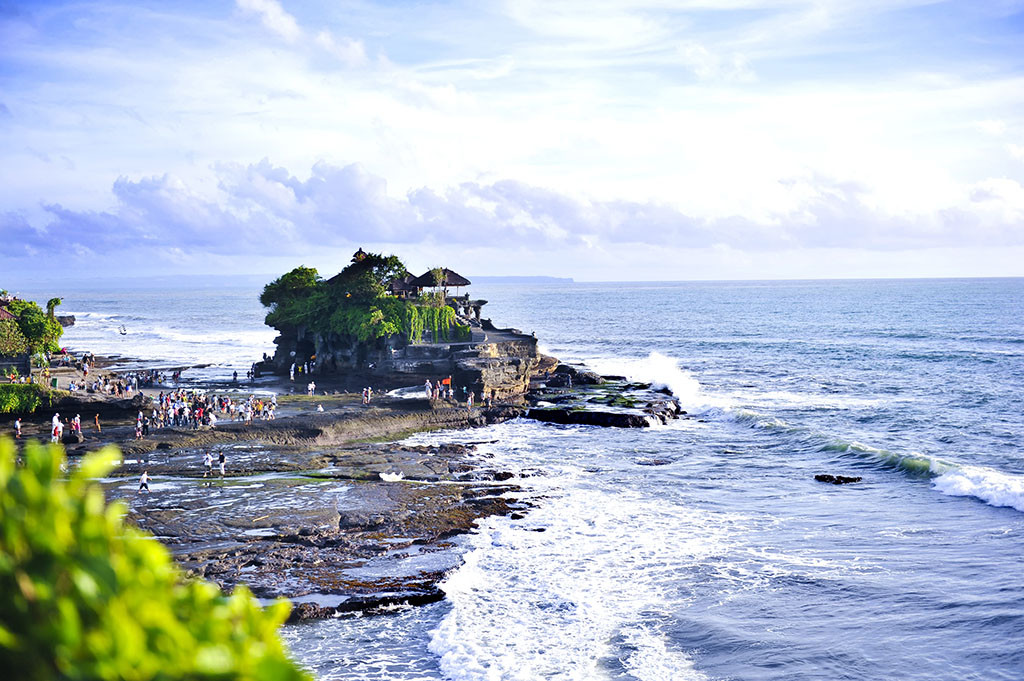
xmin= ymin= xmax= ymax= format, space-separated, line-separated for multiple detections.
xmin=13 ymin=418 xmax=21 ymax=439
xmin=203 ymin=451 xmax=213 ymax=477
xmin=218 ymin=450 xmax=225 ymax=477
xmin=137 ymin=470 xmax=150 ymax=494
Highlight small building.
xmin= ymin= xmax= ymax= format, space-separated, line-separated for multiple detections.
xmin=388 ymin=275 xmax=420 ymax=299
xmin=409 ymin=268 xmax=472 ymax=294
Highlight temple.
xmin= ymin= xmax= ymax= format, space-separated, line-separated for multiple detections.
xmin=261 ymin=250 xmax=549 ymax=400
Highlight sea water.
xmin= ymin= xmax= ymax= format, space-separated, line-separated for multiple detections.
xmin=31 ymin=278 xmax=1024 ymax=680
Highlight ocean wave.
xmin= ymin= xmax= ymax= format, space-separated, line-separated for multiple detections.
xmin=428 ymin=450 xmax=723 ymax=681
xmin=586 ymin=351 xmax=717 ymax=410
xmin=722 ymin=406 xmax=1024 ymax=515
xmin=932 ymin=466 xmax=1024 ymax=513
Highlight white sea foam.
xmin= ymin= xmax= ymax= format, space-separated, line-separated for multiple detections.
xmin=587 ymin=351 xmax=718 ymax=410
xmin=423 ymin=422 xmax=725 ymax=680
xmin=932 ymin=465 xmax=1024 ymax=513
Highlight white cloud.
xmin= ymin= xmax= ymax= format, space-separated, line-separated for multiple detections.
xmin=236 ymin=0 xmax=302 ymax=42
xmin=975 ymin=119 xmax=1007 ymax=136
xmin=314 ymin=30 xmax=368 ymax=66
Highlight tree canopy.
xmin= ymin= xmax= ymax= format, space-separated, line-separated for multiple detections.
xmin=0 ymin=298 xmax=63 ymax=355
xmin=260 ymin=252 xmax=468 ymax=344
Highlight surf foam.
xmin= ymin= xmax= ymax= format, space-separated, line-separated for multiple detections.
xmin=932 ymin=465 xmax=1024 ymax=513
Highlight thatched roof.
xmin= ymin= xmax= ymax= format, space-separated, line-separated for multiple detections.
xmin=410 ymin=268 xmax=471 ymax=288
xmin=387 ymin=275 xmax=419 ymax=294
xmin=0 ymin=306 xmax=16 ymax=322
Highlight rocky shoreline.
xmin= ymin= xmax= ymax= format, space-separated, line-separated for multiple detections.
xmin=4 ymin=347 xmax=688 ymax=621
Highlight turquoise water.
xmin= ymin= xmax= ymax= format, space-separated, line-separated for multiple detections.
xmin=43 ymin=278 xmax=1024 ymax=679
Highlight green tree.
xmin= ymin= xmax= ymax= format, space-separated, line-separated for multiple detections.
xmin=0 ymin=439 xmax=309 ymax=681
xmin=260 ymin=267 xmax=321 ymax=331
xmin=0 ymin=320 xmax=29 ymax=357
xmin=5 ymin=300 xmax=63 ymax=354
xmin=45 ymin=298 xmax=63 ymax=321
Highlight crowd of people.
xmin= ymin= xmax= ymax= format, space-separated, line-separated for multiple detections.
xmin=147 ymin=389 xmax=278 ymax=432
xmin=423 ymin=377 xmax=491 ymax=410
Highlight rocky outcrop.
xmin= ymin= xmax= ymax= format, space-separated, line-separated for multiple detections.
xmin=814 ymin=474 xmax=863 ymax=485
xmin=546 ymin=363 xmax=603 ymax=387
xmin=268 ymin=324 xmax=542 ymax=401
xmin=527 ymin=408 xmax=652 ymax=428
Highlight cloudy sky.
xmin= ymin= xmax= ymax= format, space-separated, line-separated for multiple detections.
xmin=2 ymin=0 xmax=1023 ymax=281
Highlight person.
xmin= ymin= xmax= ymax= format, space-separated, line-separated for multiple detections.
xmin=316 ymin=403 xmax=324 ymax=412
xmin=218 ymin=450 xmax=225 ymax=477
xmin=233 ymin=370 xmax=238 ymax=383
xmin=467 ymin=391 xmax=474 ymax=412
xmin=13 ymin=418 xmax=21 ymax=439
xmin=138 ymin=470 xmax=150 ymax=493
xmin=289 ymin=362 xmax=295 ymax=381
xmin=94 ymin=413 xmax=101 ymax=433
xmin=424 ymin=379 xmax=433 ymax=400
xmin=307 ymin=380 xmax=316 ymax=396
xmin=203 ymin=450 xmax=213 ymax=477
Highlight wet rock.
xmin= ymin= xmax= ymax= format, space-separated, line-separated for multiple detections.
xmin=553 ymin=363 xmax=604 ymax=385
xmin=287 ymin=602 xmax=337 ymax=621
xmin=61 ymin=431 xmax=85 ymax=445
xmin=815 ymin=474 xmax=863 ymax=485
xmin=527 ymin=408 xmax=651 ymax=428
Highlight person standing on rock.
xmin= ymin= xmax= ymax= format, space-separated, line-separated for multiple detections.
xmin=218 ymin=450 xmax=225 ymax=477
xmin=13 ymin=418 xmax=21 ymax=439
xmin=203 ymin=450 xmax=213 ymax=477
xmin=467 ymin=391 xmax=474 ymax=412
xmin=94 ymin=413 xmax=101 ymax=433
xmin=137 ymin=470 xmax=150 ymax=494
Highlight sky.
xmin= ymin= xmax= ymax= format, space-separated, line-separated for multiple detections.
xmin=2 ymin=0 xmax=1024 ymax=282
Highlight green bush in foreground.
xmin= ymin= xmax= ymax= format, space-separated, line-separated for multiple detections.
xmin=0 ymin=438 xmax=309 ymax=681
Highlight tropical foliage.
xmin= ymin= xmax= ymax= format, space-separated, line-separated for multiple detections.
xmin=261 ymin=252 xmax=469 ymax=344
xmin=0 ymin=439 xmax=309 ymax=681
xmin=1 ymin=298 xmax=63 ymax=355
xmin=0 ymin=384 xmax=51 ymax=414
xmin=0 ymin=320 xmax=29 ymax=357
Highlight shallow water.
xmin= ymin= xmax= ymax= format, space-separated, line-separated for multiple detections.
xmin=41 ymin=277 xmax=1024 ymax=679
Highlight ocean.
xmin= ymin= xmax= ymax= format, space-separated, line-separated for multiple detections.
xmin=24 ymin=277 xmax=1024 ymax=680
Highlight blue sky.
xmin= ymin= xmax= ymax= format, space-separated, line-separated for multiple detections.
xmin=2 ymin=0 xmax=1023 ymax=280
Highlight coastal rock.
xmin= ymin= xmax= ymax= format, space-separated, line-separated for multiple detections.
xmin=527 ymin=408 xmax=652 ymax=428
xmin=553 ymin=364 xmax=604 ymax=385
xmin=814 ymin=474 xmax=863 ymax=485
xmin=61 ymin=431 xmax=85 ymax=445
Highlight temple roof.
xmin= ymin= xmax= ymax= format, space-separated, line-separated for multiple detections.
xmin=409 ymin=268 xmax=471 ymax=288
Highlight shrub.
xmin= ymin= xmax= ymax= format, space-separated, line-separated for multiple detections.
xmin=0 ymin=319 xmax=29 ymax=357
xmin=0 ymin=439 xmax=309 ymax=681
xmin=0 ymin=384 xmax=47 ymax=414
